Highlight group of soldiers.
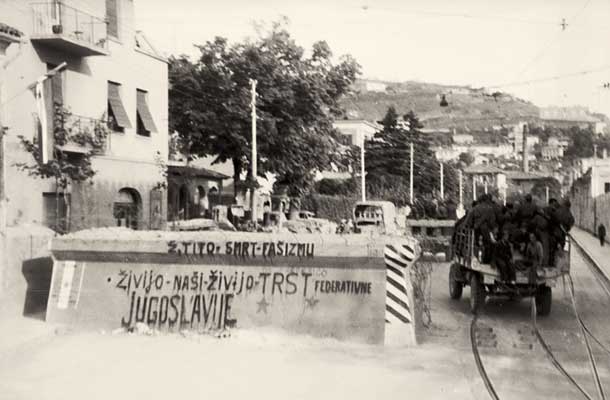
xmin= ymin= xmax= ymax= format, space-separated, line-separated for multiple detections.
xmin=453 ymin=193 xmax=574 ymax=282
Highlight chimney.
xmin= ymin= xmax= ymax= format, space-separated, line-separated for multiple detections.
xmin=522 ymin=123 xmax=529 ymax=173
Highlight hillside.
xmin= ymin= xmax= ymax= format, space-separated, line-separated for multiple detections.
xmin=341 ymin=80 xmax=540 ymax=130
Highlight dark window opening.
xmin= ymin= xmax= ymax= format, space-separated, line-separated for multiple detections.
xmin=136 ymin=89 xmax=156 ymax=136
xmin=113 ymin=188 xmax=141 ymax=229
xmin=136 ymin=113 xmax=150 ymax=137
xmin=43 ymin=192 xmax=70 ymax=233
xmin=605 ymin=183 xmax=610 ymax=193
xmin=106 ymin=0 xmax=119 ymax=39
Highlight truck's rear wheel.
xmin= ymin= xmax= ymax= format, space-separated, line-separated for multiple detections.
xmin=470 ymin=273 xmax=485 ymax=314
xmin=536 ymin=286 xmax=552 ymax=316
xmin=449 ymin=263 xmax=463 ymax=300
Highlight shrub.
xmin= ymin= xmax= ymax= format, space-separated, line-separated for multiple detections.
xmin=300 ymin=194 xmax=359 ymax=221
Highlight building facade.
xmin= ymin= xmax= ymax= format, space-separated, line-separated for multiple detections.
xmin=333 ymin=119 xmax=381 ymax=147
xmin=1 ymin=0 xmax=168 ymax=232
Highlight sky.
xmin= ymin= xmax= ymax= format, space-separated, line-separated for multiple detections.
xmin=134 ymin=0 xmax=610 ymax=117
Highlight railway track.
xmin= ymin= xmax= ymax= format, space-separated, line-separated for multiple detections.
xmin=470 ymin=237 xmax=610 ymax=400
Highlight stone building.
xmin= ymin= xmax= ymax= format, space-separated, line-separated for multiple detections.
xmin=1 ymin=0 xmax=169 ymax=233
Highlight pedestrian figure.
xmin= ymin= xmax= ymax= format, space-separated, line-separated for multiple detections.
xmin=493 ymin=230 xmax=515 ymax=282
xmin=598 ymin=223 xmax=606 ymax=247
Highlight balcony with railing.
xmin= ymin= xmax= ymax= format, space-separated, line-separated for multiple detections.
xmin=31 ymin=2 xmax=108 ymax=56
xmin=56 ymin=112 xmax=110 ymax=154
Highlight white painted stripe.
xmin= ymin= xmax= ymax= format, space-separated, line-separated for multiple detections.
xmin=384 ymin=247 xmax=407 ymax=263
xmin=386 ymin=284 xmax=410 ymax=307
xmin=399 ymin=248 xmax=415 ymax=261
xmin=386 ymin=277 xmax=409 ymax=298
xmin=57 ymin=261 xmax=76 ymax=310
xmin=385 ymin=258 xmax=407 ymax=272
xmin=385 ymin=310 xmax=401 ymax=324
xmin=74 ymin=262 xmax=86 ymax=308
xmin=386 ymin=296 xmax=410 ymax=317
xmin=387 ymin=267 xmax=405 ymax=281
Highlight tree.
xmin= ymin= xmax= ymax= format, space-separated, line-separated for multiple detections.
xmin=365 ymin=107 xmax=445 ymax=206
xmin=458 ymin=152 xmax=475 ymax=166
xmin=563 ymin=126 xmax=594 ymax=161
xmin=169 ymin=20 xmax=360 ymax=196
xmin=16 ymin=105 xmax=109 ymax=232
xmin=531 ymin=177 xmax=561 ymax=202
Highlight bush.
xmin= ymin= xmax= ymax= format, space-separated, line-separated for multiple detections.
xmin=301 ymin=194 xmax=359 ymax=222
xmin=314 ymin=178 xmax=358 ymax=196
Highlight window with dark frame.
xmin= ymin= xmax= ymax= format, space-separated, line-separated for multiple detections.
xmin=605 ymin=182 xmax=610 ymax=193
xmin=136 ymin=89 xmax=156 ymax=137
xmin=43 ymin=192 xmax=70 ymax=233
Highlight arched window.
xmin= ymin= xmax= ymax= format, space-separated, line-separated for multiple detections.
xmin=113 ymin=188 xmax=141 ymax=229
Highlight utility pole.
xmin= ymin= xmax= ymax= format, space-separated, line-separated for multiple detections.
xmin=458 ymin=169 xmax=463 ymax=205
xmin=361 ymin=136 xmax=365 ymax=202
xmin=456 ymin=169 xmax=465 ymax=218
xmin=409 ymin=142 xmax=414 ymax=204
xmin=439 ymin=161 xmax=444 ymax=200
xmin=250 ymin=79 xmax=257 ymax=223
xmin=472 ymin=176 xmax=477 ymax=201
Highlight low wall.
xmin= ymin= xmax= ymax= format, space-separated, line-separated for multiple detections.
xmin=405 ymin=219 xmax=455 ymax=259
xmin=0 ymin=225 xmax=55 ymax=317
xmin=47 ymin=229 xmax=420 ymax=345
xmin=571 ymin=192 xmax=610 ymax=236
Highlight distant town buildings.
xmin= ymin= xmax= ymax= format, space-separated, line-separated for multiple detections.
xmin=352 ymin=80 xmax=388 ymax=93
xmin=333 ymin=119 xmax=381 ymax=147
xmin=452 ymin=133 xmax=474 ymax=145
xmin=540 ymin=106 xmax=607 ymax=134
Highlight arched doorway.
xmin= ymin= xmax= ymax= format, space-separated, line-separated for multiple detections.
xmin=178 ymin=184 xmax=189 ymax=220
xmin=113 ymin=188 xmax=141 ymax=229
xmin=197 ymin=186 xmax=208 ymax=217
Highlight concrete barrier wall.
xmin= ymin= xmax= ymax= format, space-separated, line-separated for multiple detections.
xmin=0 ymin=225 xmax=55 ymax=317
xmin=47 ymin=229 xmax=420 ymax=345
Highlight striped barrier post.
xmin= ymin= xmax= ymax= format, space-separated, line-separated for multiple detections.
xmin=384 ymin=242 xmax=418 ymax=346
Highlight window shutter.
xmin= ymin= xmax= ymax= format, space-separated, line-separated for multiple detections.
xmin=136 ymin=90 xmax=157 ymax=133
xmin=108 ymin=82 xmax=131 ymax=128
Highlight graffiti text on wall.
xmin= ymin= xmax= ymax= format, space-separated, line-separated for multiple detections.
xmin=167 ymin=240 xmax=315 ymax=258
xmin=114 ymin=268 xmax=372 ymax=330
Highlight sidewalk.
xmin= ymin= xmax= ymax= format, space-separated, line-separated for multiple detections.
xmin=569 ymin=227 xmax=610 ymax=280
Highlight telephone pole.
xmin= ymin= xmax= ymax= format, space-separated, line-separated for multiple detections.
xmin=409 ymin=142 xmax=414 ymax=204
xmin=361 ymin=136 xmax=365 ymax=202
xmin=250 ymin=79 xmax=257 ymax=223
xmin=439 ymin=161 xmax=444 ymax=200
xmin=458 ymin=169 xmax=463 ymax=205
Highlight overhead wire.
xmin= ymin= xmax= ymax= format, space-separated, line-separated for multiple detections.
xmin=511 ymin=0 xmax=594 ymax=82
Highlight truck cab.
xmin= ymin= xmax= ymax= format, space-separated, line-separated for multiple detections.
xmin=353 ymin=201 xmax=399 ymax=235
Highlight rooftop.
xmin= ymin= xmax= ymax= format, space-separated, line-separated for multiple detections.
xmin=504 ymin=171 xmax=548 ymax=180
xmin=463 ymin=165 xmax=504 ymax=175
xmin=167 ymin=163 xmax=230 ymax=180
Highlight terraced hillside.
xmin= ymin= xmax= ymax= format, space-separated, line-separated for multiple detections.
xmin=341 ymin=80 xmax=540 ymax=129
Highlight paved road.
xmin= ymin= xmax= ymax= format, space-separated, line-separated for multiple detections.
xmin=425 ymin=239 xmax=610 ymax=399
